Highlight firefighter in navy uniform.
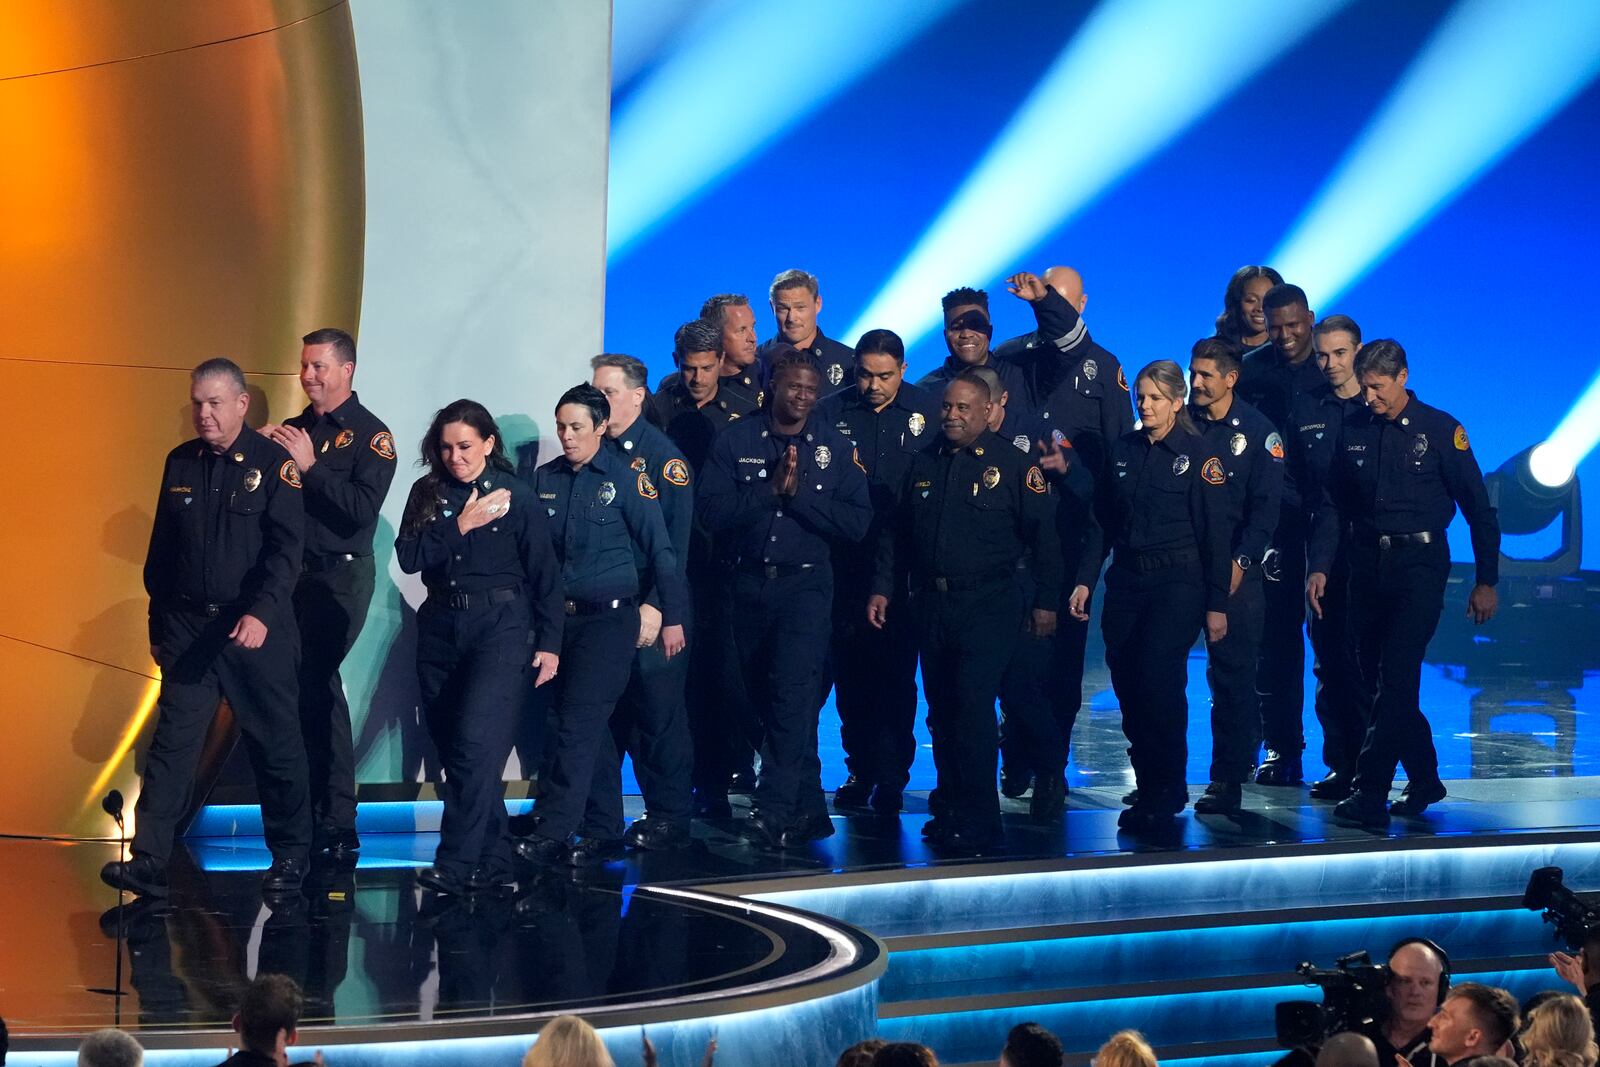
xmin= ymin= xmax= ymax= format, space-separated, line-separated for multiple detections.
xmin=515 ymin=384 xmax=688 ymax=868
xmin=1186 ymin=339 xmax=1283 ymax=814
xmin=104 ymin=358 xmax=313 ymax=899
xmin=652 ymin=319 xmax=760 ymax=817
xmin=816 ymin=329 xmax=941 ymax=815
xmin=396 ymin=399 xmax=564 ymax=895
xmin=702 ymin=293 xmax=765 ymax=410
xmin=1072 ymin=360 xmax=1233 ymax=834
xmin=1308 ymin=340 xmax=1500 ymax=828
xmin=699 ymin=349 xmax=872 ymax=848
xmin=916 ymin=288 xmax=1032 ymax=416
xmin=970 ymin=366 xmax=1094 ymax=823
xmin=757 ymin=268 xmax=856 ymax=392
xmin=264 ymin=328 xmax=396 ymax=858
xmin=1288 ymin=316 xmax=1370 ymax=799
xmin=871 ymin=373 xmax=1062 ymax=854
xmin=591 ymin=354 xmax=696 ymax=850
xmin=1237 ymin=283 xmax=1326 ymax=785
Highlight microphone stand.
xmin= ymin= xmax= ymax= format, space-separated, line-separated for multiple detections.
xmin=88 ymin=795 xmax=129 ymax=1025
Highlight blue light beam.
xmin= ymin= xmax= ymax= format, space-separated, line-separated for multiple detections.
xmin=844 ymin=0 xmax=1351 ymax=354
xmin=1270 ymin=0 xmax=1600 ymax=306
xmin=607 ymin=0 xmax=969 ymax=261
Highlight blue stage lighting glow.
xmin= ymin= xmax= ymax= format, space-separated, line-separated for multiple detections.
xmin=843 ymin=0 xmax=1351 ymax=355
xmin=606 ymin=0 xmax=968 ymax=260
xmin=1270 ymin=0 xmax=1600 ymax=306
xmin=1536 ymin=374 xmax=1600 ymax=487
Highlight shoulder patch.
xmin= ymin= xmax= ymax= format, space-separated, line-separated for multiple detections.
xmin=370 ymin=431 xmax=396 ymax=460
xmin=662 ymin=457 xmax=690 ymax=486
xmin=1266 ymin=432 xmax=1285 ymax=460
xmin=637 ymin=471 xmax=658 ymax=499
xmin=1117 ymin=366 xmax=1129 ymax=392
xmin=279 ymin=459 xmax=303 ymax=488
xmin=1453 ymin=425 xmax=1470 ymax=451
xmin=1025 ymin=466 xmax=1047 ymax=494
xmin=1200 ymin=456 xmax=1226 ymax=486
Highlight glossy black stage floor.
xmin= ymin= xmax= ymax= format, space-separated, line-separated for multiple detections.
xmin=9 ymin=775 xmax=1600 ymax=1067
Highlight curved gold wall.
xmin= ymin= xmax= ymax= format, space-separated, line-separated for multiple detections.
xmin=0 ymin=0 xmax=364 ymax=838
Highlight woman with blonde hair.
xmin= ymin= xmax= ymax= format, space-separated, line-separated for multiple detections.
xmin=1093 ymin=1030 xmax=1158 ymax=1067
xmin=1522 ymin=993 xmax=1598 ymax=1067
xmin=523 ymin=1015 xmax=615 ymax=1067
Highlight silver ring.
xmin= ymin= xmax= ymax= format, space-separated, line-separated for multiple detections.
xmin=487 ymin=503 xmax=501 ymax=514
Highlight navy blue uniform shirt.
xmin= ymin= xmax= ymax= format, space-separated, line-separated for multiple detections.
xmin=1286 ymin=384 xmax=1365 ymax=520
xmin=534 ymin=444 xmax=688 ymax=626
xmin=1080 ymin=426 xmax=1235 ymax=613
xmin=698 ymin=412 xmax=872 ymax=566
xmin=395 ymin=465 xmax=564 ymax=654
xmin=145 ymin=427 xmax=305 ymax=642
xmin=1309 ymin=391 xmax=1501 ymax=586
xmin=649 ymin=374 xmax=755 ymax=473
xmin=758 ymin=329 xmax=856 ymax=392
xmin=283 ymin=392 xmax=396 ymax=560
xmin=717 ymin=366 xmax=764 ymax=411
xmin=817 ymin=379 xmax=943 ymax=508
xmin=609 ymin=416 xmax=693 ymax=612
xmin=1190 ymin=395 xmax=1285 ymax=566
xmin=917 ymin=355 xmax=1034 ymax=420
xmin=1237 ymin=346 xmax=1325 ymax=511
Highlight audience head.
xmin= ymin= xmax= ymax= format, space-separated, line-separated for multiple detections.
xmin=836 ymin=1038 xmax=888 ymax=1067
xmin=1429 ymin=983 xmax=1520 ymax=1063
xmin=1215 ymin=265 xmax=1284 ymax=344
xmin=854 ymin=329 xmax=908 ymax=408
xmin=189 ymin=357 xmax=251 ymax=449
xmin=770 ymin=268 xmax=825 ymax=347
xmin=233 ymin=974 xmax=305 ymax=1058
xmin=1315 ymin=1031 xmax=1378 ymax=1067
xmin=1387 ymin=939 xmax=1449 ymax=1031
xmin=1092 ymin=1030 xmax=1158 ymax=1067
xmin=76 ymin=1029 xmax=143 ymax=1067
xmin=1001 ymin=1021 xmax=1065 ymax=1067
xmin=1458 ymin=1058 xmax=1520 ymax=1067
xmin=941 ymin=287 xmax=993 ymax=367
xmin=701 ymin=293 xmax=758 ymax=370
xmin=1263 ymin=283 xmax=1315 ymax=362
xmin=872 ymin=1041 xmax=938 ymax=1067
xmin=1520 ymin=992 xmax=1597 ymax=1067
xmin=523 ymin=1015 xmax=614 ymax=1067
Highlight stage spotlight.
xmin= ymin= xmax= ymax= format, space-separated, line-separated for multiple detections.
xmin=844 ymin=0 xmax=1350 ymax=355
xmin=1270 ymin=0 xmax=1600 ymax=304
xmin=606 ymin=0 xmax=966 ymax=260
xmin=1485 ymin=443 xmax=1582 ymax=577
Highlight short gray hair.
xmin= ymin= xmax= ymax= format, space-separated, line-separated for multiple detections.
xmin=191 ymin=357 xmax=247 ymax=395
xmin=590 ymin=353 xmax=648 ymax=390
xmin=78 ymin=1028 xmax=144 ymax=1067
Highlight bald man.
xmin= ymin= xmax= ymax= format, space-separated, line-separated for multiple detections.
xmin=1315 ymin=1032 xmax=1377 ymax=1067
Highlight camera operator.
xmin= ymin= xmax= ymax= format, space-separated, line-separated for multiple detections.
xmin=1549 ymin=931 xmax=1600 ymax=1033
xmin=1361 ymin=940 xmax=1450 ymax=1066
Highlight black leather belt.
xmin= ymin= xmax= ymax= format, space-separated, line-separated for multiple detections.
xmin=433 ymin=584 xmax=523 ymax=611
xmin=172 ymin=596 xmax=241 ymax=618
xmin=920 ymin=568 xmax=1011 ymax=593
xmin=1115 ymin=546 xmax=1201 ymax=573
xmin=737 ymin=561 xmax=818 ymax=579
xmin=1367 ymin=530 xmax=1443 ymax=548
xmin=302 ymin=552 xmax=363 ymax=575
xmin=565 ymin=595 xmax=638 ymax=616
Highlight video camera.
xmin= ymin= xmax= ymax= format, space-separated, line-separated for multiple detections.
xmin=1523 ymin=866 xmax=1600 ymax=950
xmin=1275 ymin=950 xmax=1391 ymax=1050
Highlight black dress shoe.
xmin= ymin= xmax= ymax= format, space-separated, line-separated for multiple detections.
xmin=1254 ymin=749 xmax=1304 ymax=785
xmin=417 ymin=865 xmax=470 ymax=896
xmin=1117 ymin=806 xmax=1179 ymax=833
xmin=869 ymin=784 xmax=904 ymax=815
xmin=727 ymin=770 xmax=757 ymax=796
xmin=920 ymin=816 xmax=951 ymax=842
xmin=624 ymin=816 xmax=690 ymax=850
xmin=513 ymin=834 xmax=569 ymax=867
xmin=566 ymin=836 xmax=626 ymax=867
xmin=1389 ymin=779 xmax=1447 ymax=817
xmin=466 ymin=865 xmax=515 ymax=893
xmin=1333 ymin=792 xmax=1391 ymax=829
xmin=100 ymin=854 xmax=170 ymax=898
xmin=1193 ymin=781 xmax=1242 ymax=814
xmin=507 ymin=811 xmax=542 ymax=837
xmin=1121 ymin=787 xmax=1140 ymax=806
xmin=692 ymin=790 xmax=733 ymax=820
xmin=315 ymin=828 xmax=361 ymax=856
xmin=778 ymin=814 xmax=836 ymax=848
xmin=1030 ymin=774 xmax=1068 ymax=823
xmin=262 ymin=857 xmax=308 ymax=894
xmin=740 ymin=812 xmax=786 ymax=848
xmin=933 ymin=827 xmax=1002 ymax=855
xmin=1309 ymin=770 xmax=1355 ymax=800
xmin=999 ymin=768 xmax=1033 ymax=799
xmin=832 ymin=775 xmax=873 ymax=810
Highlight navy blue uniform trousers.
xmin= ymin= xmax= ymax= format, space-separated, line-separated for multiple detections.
xmin=292 ymin=554 xmax=375 ymax=835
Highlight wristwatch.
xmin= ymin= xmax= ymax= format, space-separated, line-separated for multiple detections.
xmin=1234 ymin=554 xmax=1253 ymax=570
